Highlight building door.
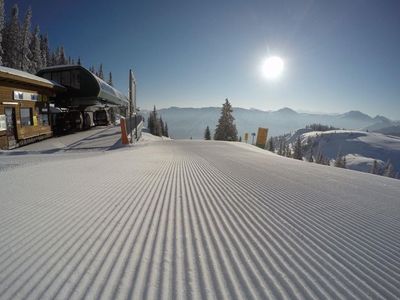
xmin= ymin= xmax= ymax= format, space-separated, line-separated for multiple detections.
xmin=5 ymin=107 xmax=17 ymax=147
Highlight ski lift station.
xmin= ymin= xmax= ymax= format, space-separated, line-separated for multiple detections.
xmin=0 ymin=65 xmax=130 ymax=150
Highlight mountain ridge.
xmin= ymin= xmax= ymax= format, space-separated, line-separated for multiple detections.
xmin=141 ymin=106 xmax=399 ymax=139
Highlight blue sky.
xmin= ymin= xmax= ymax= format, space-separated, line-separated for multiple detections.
xmin=6 ymin=0 xmax=400 ymax=119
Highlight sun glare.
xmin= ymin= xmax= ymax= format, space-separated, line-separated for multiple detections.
xmin=262 ymin=56 xmax=284 ymax=80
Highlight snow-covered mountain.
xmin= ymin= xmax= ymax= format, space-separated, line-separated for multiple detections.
xmin=293 ymin=129 xmax=400 ymax=177
xmin=141 ymin=107 xmax=399 ymax=139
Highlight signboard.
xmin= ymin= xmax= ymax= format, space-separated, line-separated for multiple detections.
xmin=0 ymin=115 xmax=6 ymax=131
xmin=13 ymin=91 xmax=39 ymax=101
xmin=256 ymin=127 xmax=268 ymax=149
xmin=244 ymin=132 xmax=249 ymax=143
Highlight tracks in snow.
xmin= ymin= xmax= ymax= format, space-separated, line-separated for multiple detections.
xmin=0 ymin=140 xmax=399 ymax=299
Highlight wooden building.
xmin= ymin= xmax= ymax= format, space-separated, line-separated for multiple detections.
xmin=0 ymin=66 xmax=65 ymax=149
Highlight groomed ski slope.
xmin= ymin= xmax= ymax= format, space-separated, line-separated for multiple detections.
xmin=0 ymin=140 xmax=400 ymax=299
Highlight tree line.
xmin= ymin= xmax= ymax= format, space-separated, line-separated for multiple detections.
xmin=0 ymin=2 xmax=113 ymax=85
xmin=147 ymin=106 xmax=169 ymax=138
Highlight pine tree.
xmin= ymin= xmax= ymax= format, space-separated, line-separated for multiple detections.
xmin=4 ymin=4 xmax=21 ymax=68
xmin=20 ymin=6 xmax=32 ymax=71
xmin=309 ymin=148 xmax=314 ymax=162
xmin=148 ymin=105 xmax=161 ymax=136
xmin=383 ymin=160 xmax=395 ymax=178
xmin=108 ymin=71 xmax=113 ymax=86
xmin=315 ymin=152 xmax=324 ymax=164
xmin=266 ymin=138 xmax=275 ymax=152
xmin=159 ymin=116 xmax=164 ymax=136
xmin=59 ymin=46 xmax=66 ymax=64
xmin=214 ymin=99 xmax=238 ymax=141
xmin=52 ymin=46 xmax=60 ymax=65
xmin=77 ymin=57 xmax=81 ymax=65
xmin=49 ymin=51 xmax=57 ymax=66
xmin=204 ymin=126 xmax=211 ymax=140
xmin=98 ymin=63 xmax=104 ymax=79
xmin=147 ymin=115 xmax=154 ymax=134
xmin=285 ymin=143 xmax=291 ymax=157
xmin=278 ymin=138 xmax=284 ymax=156
xmin=0 ymin=0 xmax=4 ymax=65
xmin=40 ymin=34 xmax=49 ymax=67
xmin=292 ymin=136 xmax=303 ymax=160
xmin=30 ymin=25 xmax=42 ymax=73
xmin=334 ymin=151 xmax=346 ymax=168
xmin=370 ymin=160 xmax=379 ymax=174
xmin=164 ymin=123 xmax=169 ymax=137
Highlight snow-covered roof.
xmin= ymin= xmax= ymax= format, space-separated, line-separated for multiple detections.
xmin=0 ymin=66 xmax=65 ymax=89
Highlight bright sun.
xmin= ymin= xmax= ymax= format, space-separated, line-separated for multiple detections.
xmin=261 ymin=56 xmax=284 ymax=80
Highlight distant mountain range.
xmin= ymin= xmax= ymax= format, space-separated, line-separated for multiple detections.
xmin=141 ymin=106 xmax=400 ymax=139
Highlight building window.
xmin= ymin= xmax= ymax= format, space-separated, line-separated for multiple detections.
xmin=51 ymin=72 xmax=61 ymax=83
xmin=61 ymin=71 xmax=71 ymax=86
xmin=71 ymin=70 xmax=80 ymax=89
xmin=20 ymin=108 xmax=33 ymax=126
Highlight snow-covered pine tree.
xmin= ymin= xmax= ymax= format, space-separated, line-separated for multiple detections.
xmin=3 ymin=4 xmax=21 ymax=68
xmin=108 ymin=72 xmax=113 ymax=86
xmin=77 ymin=57 xmax=81 ymax=65
xmin=21 ymin=6 xmax=32 ymax=71
xmin=59 ymin=46 xmax=66 ymax=65
xmin=40 ymin=34 xmax=49 ymax=67
xmin=52 ymin=47 xmax=60 ymax=65
xmin=49 ymin=51 xmax=57 ymax=66
xmin=285 ymin=143 xmax=291 ymax=157
xmin=383 ymin=160 xmax=395 ymax=178
xmin=98 ymin=63 xmax=104 ymax=79
xmin=30 ymin=25 xmax=42 ymax=73
xmin=214 ymin=99 xmax=238 ymax=141
xmin=204 ymin=126 xmax=211 ymax=140
xmin=0 ymin=0 xmax=4 ymax=65
xmin=292 ymin=136 xmax=303 ymax=160
xmin=334 ymin=151 xmax=346 ymax=168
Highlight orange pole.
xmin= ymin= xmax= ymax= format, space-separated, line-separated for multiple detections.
xmin=120 ymin=117 xmax=129 ymax=144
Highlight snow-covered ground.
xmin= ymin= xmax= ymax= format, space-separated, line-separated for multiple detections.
xmin=0 ymin=139 xmax=399 ymax=299
xmin=300 ymin=130 xmax=400 ymax=174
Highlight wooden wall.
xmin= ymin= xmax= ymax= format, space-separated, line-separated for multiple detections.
xmin=0 ymin=81 xmax=54 ymax=149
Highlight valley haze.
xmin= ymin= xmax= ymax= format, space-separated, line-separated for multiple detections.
xmin=142 ymin=106 xmax=400 ymax=139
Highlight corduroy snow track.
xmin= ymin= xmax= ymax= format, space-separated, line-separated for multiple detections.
xmin=0 ymin=139 xmax=399 ymax=299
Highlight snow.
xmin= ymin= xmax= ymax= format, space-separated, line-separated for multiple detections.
xmin=301 ymin=130 xmax=400 ymax=174
xmin=0 ymin=139 xmax=399 ymax=299
xmin=0 ymin=65 xmax=64 ymax=88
